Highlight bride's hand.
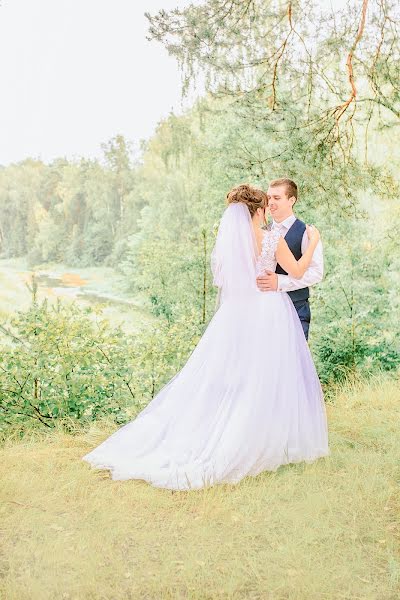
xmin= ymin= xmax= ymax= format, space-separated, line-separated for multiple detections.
xmin=306 ymin=224 xmax=320 ymax=244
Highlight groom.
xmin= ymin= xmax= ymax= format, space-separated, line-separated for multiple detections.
xmin=256 ymin=178 xmax=323 ymax=340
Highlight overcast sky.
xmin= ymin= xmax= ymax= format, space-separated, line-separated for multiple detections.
xmin=0 ymin=0 xmax=194 ymax=165
xmin=0 ymin=0 xmax=353 ymax=166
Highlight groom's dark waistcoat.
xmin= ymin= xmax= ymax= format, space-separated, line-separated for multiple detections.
xmin=275 ymin=218 xmax=310 ymax=303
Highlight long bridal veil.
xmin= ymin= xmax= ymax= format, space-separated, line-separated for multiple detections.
xmin=211 ymin=202 xmax=259 ymax=302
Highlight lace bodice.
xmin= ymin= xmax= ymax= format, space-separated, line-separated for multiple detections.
xmin=255 ymin=229 xmax=281 ymax=276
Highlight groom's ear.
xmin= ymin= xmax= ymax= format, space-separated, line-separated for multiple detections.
xmin=289 ymin=195 xmax=296 ymax=206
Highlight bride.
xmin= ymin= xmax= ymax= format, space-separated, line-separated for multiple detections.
xmin=82 ymin=184 xmax=329 ymax=490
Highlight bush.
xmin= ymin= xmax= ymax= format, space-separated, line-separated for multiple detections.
xmin=313 ymin=325 xmax=400 ymax=386
xmin=0 ymin=288 xmax=206 ymax=435
xmin=0 ymin=298 xmax=138 ymax=432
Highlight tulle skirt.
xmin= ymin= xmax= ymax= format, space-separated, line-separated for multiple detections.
xmin=82 ymin=291 xmax=329 ymax=490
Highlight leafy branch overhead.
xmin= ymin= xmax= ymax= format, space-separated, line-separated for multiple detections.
xmin=147 ymin=0 xmax=400 ymax=162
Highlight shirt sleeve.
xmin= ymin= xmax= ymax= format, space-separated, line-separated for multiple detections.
xmin=277 ymin=231 xmax=324 ymax=293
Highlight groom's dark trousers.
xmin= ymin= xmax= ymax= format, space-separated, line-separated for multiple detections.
xmin=291 ymin=299 xmax=311 ymax=341
xmin=275 ymin=218 xmax=311 ymax=341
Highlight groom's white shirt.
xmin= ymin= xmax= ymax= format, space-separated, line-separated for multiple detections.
xmin=271 ymin=215 xmax=323 ymax=293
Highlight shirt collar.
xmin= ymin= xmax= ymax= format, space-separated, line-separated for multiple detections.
xmin=272 ymin=214 xmax=296 ymax=231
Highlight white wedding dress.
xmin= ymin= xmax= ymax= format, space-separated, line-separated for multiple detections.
xmin=82 ymin=204 xmax=329 ymax=489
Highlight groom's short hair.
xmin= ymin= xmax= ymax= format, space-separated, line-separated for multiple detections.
xmin=269 ymin=178 xmax=298 ymax=202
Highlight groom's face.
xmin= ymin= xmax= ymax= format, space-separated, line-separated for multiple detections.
xmin=267 ymin=185 xmax=295 ymax=222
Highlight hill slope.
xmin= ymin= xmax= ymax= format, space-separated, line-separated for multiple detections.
xmin=1 ymin=377 xmax=399 ymax=600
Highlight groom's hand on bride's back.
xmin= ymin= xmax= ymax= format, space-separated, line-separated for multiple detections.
xmin=256 ymin=271 xmax=278 ymax=292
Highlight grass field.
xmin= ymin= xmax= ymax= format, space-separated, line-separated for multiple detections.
xmin=0 ymin=376 xmax=399 ymax=600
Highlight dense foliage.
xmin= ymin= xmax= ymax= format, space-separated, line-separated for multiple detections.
xmin=0 ymin=136 xmax=140 ymax=267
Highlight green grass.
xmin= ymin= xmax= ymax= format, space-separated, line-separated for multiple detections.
xmin=0 ymin=376 xmax=399 ymax=599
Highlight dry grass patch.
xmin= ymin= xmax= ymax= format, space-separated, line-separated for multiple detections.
xmin=0 ymin=376 xmax=399 ymax=600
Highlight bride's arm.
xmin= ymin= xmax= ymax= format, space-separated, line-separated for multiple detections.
xmin=275 ymin=226 xmax=320 ymax=279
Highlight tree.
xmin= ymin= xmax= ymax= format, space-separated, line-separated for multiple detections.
xmin=147 ymin=0 xmax=400 ymax=170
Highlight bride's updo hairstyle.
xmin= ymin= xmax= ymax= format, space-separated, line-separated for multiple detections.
xmin=226 ymin=184 xmax=267 ymax=218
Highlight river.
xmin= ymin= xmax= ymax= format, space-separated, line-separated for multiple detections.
xmin=0 ymin=260 xmax=153 ymax=332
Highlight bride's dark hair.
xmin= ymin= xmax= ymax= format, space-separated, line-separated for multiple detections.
xmin=226 ymin=184 xmax=267 ymax=217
